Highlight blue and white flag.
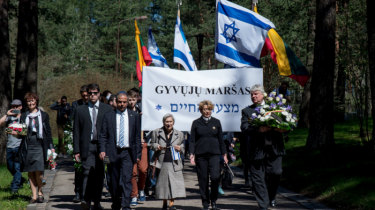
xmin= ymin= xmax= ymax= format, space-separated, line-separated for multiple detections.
xmin=171 ymin=147 xmax=181 ymax=160
xmin=215 ymin=0 xmax=275 ymax=68
xmin=148 ymin=27 xmax=169 ymax=68
xmin=174 ymin=15 xmax=198 ymax=71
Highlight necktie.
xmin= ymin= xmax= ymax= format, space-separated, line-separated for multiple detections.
xmin=119 ymin=113 xmax=125 ymax=148
xmin=92 ymin=105 xmax=97 ymax=140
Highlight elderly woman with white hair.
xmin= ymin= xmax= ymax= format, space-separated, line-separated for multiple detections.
xmin=150 ymin=113 xmax=186 ymax=210
xmin=240 ymin=84 xmax=287 ymax=210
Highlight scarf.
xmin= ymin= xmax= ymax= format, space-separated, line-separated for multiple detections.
xmin=26 ymin=110 xmax=43 ymax=139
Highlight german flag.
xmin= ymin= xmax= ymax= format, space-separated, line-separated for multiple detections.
xmin=135 ymin=20 xmax=152 ymax=87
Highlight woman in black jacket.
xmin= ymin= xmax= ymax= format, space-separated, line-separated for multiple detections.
xmin=16 ymin=93 xmax=55 ymax=203
xmin=189 ymin=100 xmax=228 ymax=210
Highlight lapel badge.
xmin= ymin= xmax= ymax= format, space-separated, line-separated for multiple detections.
xmin=213 ymin=126 xmax=216 ymax=130
xmin=131 ymin=115 xmax=133 ymax=116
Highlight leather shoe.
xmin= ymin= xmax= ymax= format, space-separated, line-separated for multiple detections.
xmin=72 ymin=192 xmax=81 ymax=203
xmin=80 ymin=201 xmax=90 ymax=210
xmin=270 ymin=199 xmax=276 ymax=207
xmin=92 ymin=203 xmax=104 ymax=210
xmin=211 ymin=201 xmax=218 ymax=210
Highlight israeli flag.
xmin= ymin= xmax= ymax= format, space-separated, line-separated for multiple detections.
xmin=174 ymin=15 xmax=198 ymax=71
xmin=148 ymin=27 xmax=169 ymax=68
xmin=215 ymin=0 xmax=275 ymax=68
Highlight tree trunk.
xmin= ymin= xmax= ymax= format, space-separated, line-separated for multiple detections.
xmin=367 ymin=0 xmax=375 ymax=151
xmin=306 ymin=0 xmax=336 ymax=149
xmin=335 ymin=0 xmax=349 ymax=122
xmin=298 ymin=0 xmax=315 ymax=128
xmin=0 ymin=0 xmax=12 ymax=164
xmin=14 ymin=0 xmax=38 ymax=101
xmin=27 ymin=0 xmax=38 ymax=93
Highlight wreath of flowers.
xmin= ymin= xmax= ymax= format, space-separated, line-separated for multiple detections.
xmin=249 ymin=91 xmax=298 ymax=130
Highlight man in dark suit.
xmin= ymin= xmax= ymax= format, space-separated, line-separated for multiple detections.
xmin=98 ymin=93 xmax=141 ymax=210
xmin=240 ymin=84 xmax=287 ymax=210
xmin=73 ymin=83 xmax=112 ymax=210
xmin=72 ymin=85 xmax=89 ymax=111
xmin=71 ymin=84 xmax=88 ymax=203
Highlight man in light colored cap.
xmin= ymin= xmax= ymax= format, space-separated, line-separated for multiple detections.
xmin=0 ymin=99 xmax=26 ymax=194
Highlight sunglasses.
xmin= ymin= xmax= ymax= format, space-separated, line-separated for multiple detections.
xmin=88 ymin=92 xmax=99 ymax=95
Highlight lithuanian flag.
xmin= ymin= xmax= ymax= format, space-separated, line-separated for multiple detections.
xmin=256 ymin=6 xmax=310 ymax=87
xmin=262 ymin=29 xmax=310 ymax=87
xmin=135 ymin=20 xmax=152 ymax=87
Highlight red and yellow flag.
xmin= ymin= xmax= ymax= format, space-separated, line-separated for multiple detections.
xmin=135 ymin=20 xmax=152 ymax=87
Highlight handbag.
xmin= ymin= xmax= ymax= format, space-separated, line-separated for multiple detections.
xmin=221 ymin=163 xmax=234 ymax=187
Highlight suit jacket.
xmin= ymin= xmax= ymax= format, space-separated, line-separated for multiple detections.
xmin=72 ymin=99 xmax=86 ymax=110
xmin=189 ymin=116 xmax=227 ymax=155
xmin=98 ymin=109 xmax=141 ymax=164
xmin=240 ymin=104 xmax=286 ymax=160
xmin=73 ymin=102 xmax=112 ymax=159
xmin=70 ymin=99 xmax=86 ymax=121
xmin=16 ymin=111 xmax=54 ymax=166
xmin=150 ymin=127 xmax=185 ymax=171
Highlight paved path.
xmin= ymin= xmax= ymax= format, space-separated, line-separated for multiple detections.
xmin=28 ymin=159 xmax=333 ymax=210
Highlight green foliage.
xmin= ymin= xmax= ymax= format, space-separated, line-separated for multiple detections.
xmin=0 ymin=165 xmax=31 ymax=210
xmin=282 ymin=119 xmax=375 ymax=209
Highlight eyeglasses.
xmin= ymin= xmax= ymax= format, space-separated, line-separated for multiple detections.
xmin=202 ymin=109 xmax=212 ymax=112
xmin=88 ymin=92 xmax=99 ymax=95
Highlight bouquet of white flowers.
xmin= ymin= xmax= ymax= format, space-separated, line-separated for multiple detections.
xmin=249 ymin=91 xmax=297 ymax=130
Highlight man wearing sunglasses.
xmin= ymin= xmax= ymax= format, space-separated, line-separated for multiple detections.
xmin=73 ymin=83 xmax=112 ymax=210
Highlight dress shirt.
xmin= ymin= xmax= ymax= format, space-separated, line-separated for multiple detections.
xmin=88 ymin=100 xmax=100 ymax=140
xmin=202 ymin=116 xmax=211 ymax=121
xmin=116 ymin=109 xmax=129 ymax=148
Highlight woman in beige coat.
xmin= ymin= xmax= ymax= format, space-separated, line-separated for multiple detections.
xmin=151 ymin=113 xmax=186 ymax=210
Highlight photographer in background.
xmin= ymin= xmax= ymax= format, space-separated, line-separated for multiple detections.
xmin=0 ymin=99 xmax=26 ymax=194
xmin=50 ymin=96 xmax=71 ymax=159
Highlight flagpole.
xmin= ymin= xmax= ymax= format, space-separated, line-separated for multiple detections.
xmin=116 ymin=16 xmax=147 ymax=85
xmin=177 ymin=0 xmax=182 ymax=70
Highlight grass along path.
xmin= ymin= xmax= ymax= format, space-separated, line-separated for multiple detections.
xmin=281 ymin=120 xmax=375 ymax=210
xmin=0 ymin=165 xmax=31 ymax=210
xmin=232 ymin=119 xmax=375 ymax=210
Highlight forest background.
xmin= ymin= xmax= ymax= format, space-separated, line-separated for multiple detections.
xmin=0 ymin=0 xmax=372 ymax=159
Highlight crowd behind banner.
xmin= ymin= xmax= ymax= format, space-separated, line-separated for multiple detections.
xmin=0 ymin=81 xmax=291 ymax=210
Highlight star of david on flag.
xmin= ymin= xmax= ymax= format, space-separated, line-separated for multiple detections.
xmin=215 ymin=0 xmax=275 ymax=68
xmin=221 ymin=21 xmax=240 ymax=43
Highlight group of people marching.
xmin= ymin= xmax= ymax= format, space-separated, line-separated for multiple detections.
xmin=1 ymin=82 xmax=290 ymax=210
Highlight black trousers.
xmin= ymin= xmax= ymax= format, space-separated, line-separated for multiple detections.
xmin=250 ymin=151 xmax=282 ymax=210
xmin=107 ymin=148 xmax=133 ymax=210
xmin=74 ymin=167 xmax=83 ymax=195
xmin=195 ymin=153 xmax=220 ymax=208
xmin=240 ymin=137 xmax=249 ymax=182
xmin=81 ymin=141 xmax=105 ymax=206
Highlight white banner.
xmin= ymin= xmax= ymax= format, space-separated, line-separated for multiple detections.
xmin=141 ymin=67 xmax=263 ymax=132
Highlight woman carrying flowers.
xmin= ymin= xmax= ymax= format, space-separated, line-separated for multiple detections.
xmin=240 ymin=84 xmax=288 ymax=210
xmin=15 ymin=93 xmax=55 ymax=204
